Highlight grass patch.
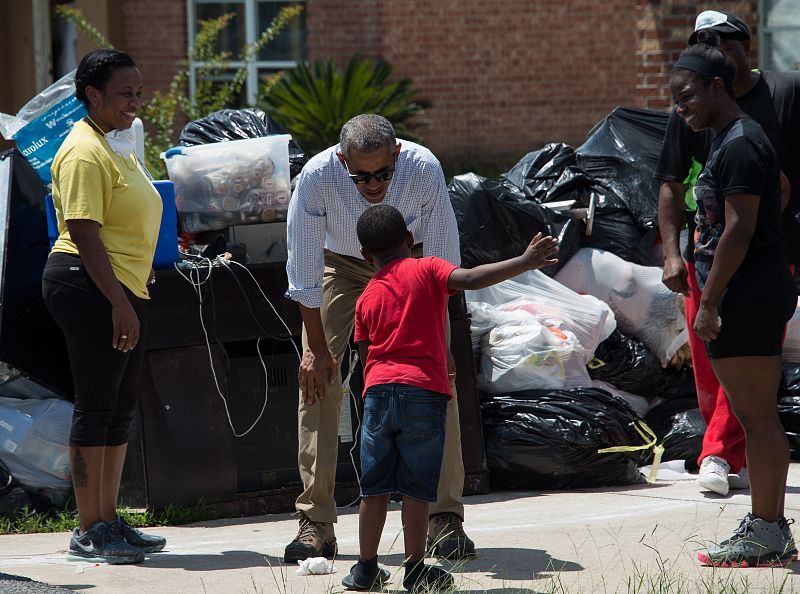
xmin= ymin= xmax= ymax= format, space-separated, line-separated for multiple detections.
xmin=0 ymin=498 xmax=221 ymax=535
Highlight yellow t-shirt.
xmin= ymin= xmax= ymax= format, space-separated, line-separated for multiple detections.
xmin=51 ymin=120 xmax=162 ymax=299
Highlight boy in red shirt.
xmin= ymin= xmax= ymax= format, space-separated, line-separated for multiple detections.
xmin=343 ymin=204 xmax=558 ymax=592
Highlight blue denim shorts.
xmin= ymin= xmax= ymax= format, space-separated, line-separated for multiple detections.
xmin=359 ymin=384 xmax=448 ymax=502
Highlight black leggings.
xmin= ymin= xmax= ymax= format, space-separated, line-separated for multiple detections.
xmin=42 ymin=252 xmax=147 ymax=447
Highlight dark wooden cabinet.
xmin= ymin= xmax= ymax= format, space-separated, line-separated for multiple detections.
xmin=129 ymin=263 xmax=488 ymax=513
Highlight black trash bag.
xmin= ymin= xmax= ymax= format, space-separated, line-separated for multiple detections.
xmin=500 ymin=139 xmax=659 ymax=265
xmin=644 ymin=398 xmax=702 ymax=470
xmin=0 ymin=458 xmax=49 ymax=519
xmin=779 ymin=363 xmax=800 ymax=449
xmin=481 ymin=387 xmax=649 ymax=489
xmin=588 ymin=331 xmax=696 ymax=400
xmin=576 ymin=107 xmax=669 ymax=230
xmin=179 ymin=107 xmax=308 ymax=179
xmin=780 ymin=363 xmax=800 ymax=397
xmin=581 ymin=202 xmax=660 ymax=265
xmin=659 ymin=409 xmax=706 ymax=469
xmin=448 ymin=173 xmax=580 ymax=275
xmin=501 ymin=143 xmax=578 ymax=200
xmin=644 ymin=397 xmax=698 ymax=435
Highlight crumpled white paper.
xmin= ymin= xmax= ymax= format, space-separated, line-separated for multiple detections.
xmin=295 ymin=556 xmax=336 ymax=575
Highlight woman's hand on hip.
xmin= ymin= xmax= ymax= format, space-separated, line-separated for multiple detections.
xmin=693 ymin=304 xmax=721 ymax=342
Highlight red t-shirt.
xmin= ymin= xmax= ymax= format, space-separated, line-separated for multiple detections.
xmin=354 ymin=256 xmax=458 ymax=397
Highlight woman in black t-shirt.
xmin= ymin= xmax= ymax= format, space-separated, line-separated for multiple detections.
xmin=670 ymin=41 xmax=796 ymax=567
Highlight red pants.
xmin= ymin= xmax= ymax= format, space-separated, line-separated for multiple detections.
xmin=685 ymin=260 xmax=746 ymax=472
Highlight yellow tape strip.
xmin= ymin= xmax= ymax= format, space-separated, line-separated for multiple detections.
xmin=597 ymin=420 xmax=664 ymax=484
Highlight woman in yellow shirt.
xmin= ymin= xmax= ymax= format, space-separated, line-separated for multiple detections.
xmin=42 ymin=49 xmax=164 ymax=565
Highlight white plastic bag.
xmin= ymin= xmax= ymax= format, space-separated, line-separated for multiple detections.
xmin=295 ymin=557 xmax=336 ymax=575
xmin=784 ymin=297 xmax=800 ymax=363
xmin=477 ymin=312 xmax=590 ymax=393
xmin=466 ymin=269 xmax=616 ymax=355
xmin=467 ymin=273 xmax=616 ymax=393
xmin=554 ymin=248 xmax=687 ymax=366
xmin=0 ymin=397 xmax=72 ymax=480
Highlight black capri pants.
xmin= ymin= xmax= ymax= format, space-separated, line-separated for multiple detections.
xmin=42 ymin=252 xmax=147 ymax=447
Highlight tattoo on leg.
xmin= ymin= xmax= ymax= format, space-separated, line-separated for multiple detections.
xmin=72 ymin=449 xmax=88 ymax=488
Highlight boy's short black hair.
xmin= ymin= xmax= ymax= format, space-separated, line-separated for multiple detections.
xmin=357 ymin=204 xmax=408 ymax=255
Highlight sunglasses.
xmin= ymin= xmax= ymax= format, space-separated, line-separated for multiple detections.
xmin=343 ymin=160 xmax=395 ymax=185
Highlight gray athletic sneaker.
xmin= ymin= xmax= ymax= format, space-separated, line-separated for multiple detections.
xmin=66 ymin=521 xmax=144 ymax=565
xmin=110 ymin=516 xmax=166 ymax=553
xmin=779 ymin=517 xmax=797 ymax=561
xmin=697 ymin=516 xmax=792 ymax=568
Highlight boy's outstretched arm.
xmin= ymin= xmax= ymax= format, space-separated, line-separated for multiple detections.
xmin=448 ymin=233 xmax=559 ymax=291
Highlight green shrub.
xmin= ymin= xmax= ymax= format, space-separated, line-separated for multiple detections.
xmin=259 ymin=55 xmax=430 ymax=156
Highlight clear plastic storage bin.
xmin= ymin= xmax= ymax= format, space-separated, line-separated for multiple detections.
xmin=161 ymin=134 xmax=292 ymax=234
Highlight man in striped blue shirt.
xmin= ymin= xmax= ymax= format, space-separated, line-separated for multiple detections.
xmin=284 ymin=114 xmax=475 ymax=563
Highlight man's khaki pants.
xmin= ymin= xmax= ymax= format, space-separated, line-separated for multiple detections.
xmin=296 ymin=250 xmax=466 ymax=524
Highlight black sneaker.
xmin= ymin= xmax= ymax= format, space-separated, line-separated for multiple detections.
xmin=66 ymin=521 xmax=144 ymax=565
xmin=111 ymin=516 xmax=166 ymax=553
xmin=403 ymin=564 xmax=454 ymax=593
xmin=341 ymin=559 xmax=391 ymax=591
xmin=427 ymin=512 xmax=476 ymax=559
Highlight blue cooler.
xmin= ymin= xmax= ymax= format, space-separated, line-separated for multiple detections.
xmin=151 ymin=180 xmax=180 ymax=269
xmin=45 ymin=180 xmax=179 ymax=269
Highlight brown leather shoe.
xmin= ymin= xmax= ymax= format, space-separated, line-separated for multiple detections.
xmin=426 ymin=512 xmax=476 ymax=559
xmin=284 ymin=514 xmax=337 ymax=562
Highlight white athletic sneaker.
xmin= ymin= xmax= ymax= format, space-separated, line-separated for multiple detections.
xmin=697 ymin=455 xmax=730 ymax=495
xmin=728 ymin=466 xmax=750 ymax=491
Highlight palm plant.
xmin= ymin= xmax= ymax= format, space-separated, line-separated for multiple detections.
xmin=259 ymin=55 xmax=430 ymax=155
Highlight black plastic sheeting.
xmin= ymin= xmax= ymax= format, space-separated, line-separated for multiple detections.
xmin=660 ymin=409 xmax=705 ymax=469
xmin=0 ymin=149 xmax=72 ymax=396
xmin=179 ymin=107 xmax=308 ymax=179
xmin=644 ymin=398 xmax=704 ymax=470
xmin=0 ymin=459 xmax=56 ymax=519
xmin=779 ymin=364 xmax=800 ymax=450
xmin=576 ymin=107 xmax=669 ymax=230
xmin=589 ymin=331 xmax=696 ymax=400
xmin=448 ymin=173 xmax=580 ymax=275
xmin=481 ymin=388 xmax=649 ymax=489
xmin=493 ymin=107 xmax=668 ymax=265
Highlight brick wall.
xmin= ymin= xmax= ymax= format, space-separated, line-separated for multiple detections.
xmin=635 ymin=0 xmax=759 ymax=110
xmin=112 ymin=0 xmax=764 ymax=168
xmin=120 ymin=0 xmax=187 ymax=101
xmin=306 ymin=0 xmax=381 ymax=64
xmin=308 ymin=0 xmax=640 ymax=168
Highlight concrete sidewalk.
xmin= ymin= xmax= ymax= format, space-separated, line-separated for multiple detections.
xmin=1 ymin=464 xmax=800 ymax=593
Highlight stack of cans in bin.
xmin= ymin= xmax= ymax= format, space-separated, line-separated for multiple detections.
xmin=180 ymin=153 xmax=291 ymax=233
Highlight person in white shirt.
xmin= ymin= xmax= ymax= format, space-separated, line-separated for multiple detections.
xmin=284 ymin=114 xmax=475 ymax=563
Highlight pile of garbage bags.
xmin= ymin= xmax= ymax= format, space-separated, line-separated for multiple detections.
xmin=0 ymin=364 xmax=73 ymax=515
xmin=454 ymin=107 xmax=716 ymax=489
xmin=451 ymin=108 xmax=669 ymax=271
xmin=459 ymin=107 xmax=800 ymax=489
xmin=468 ymin=266 xmax=698 ymax=488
